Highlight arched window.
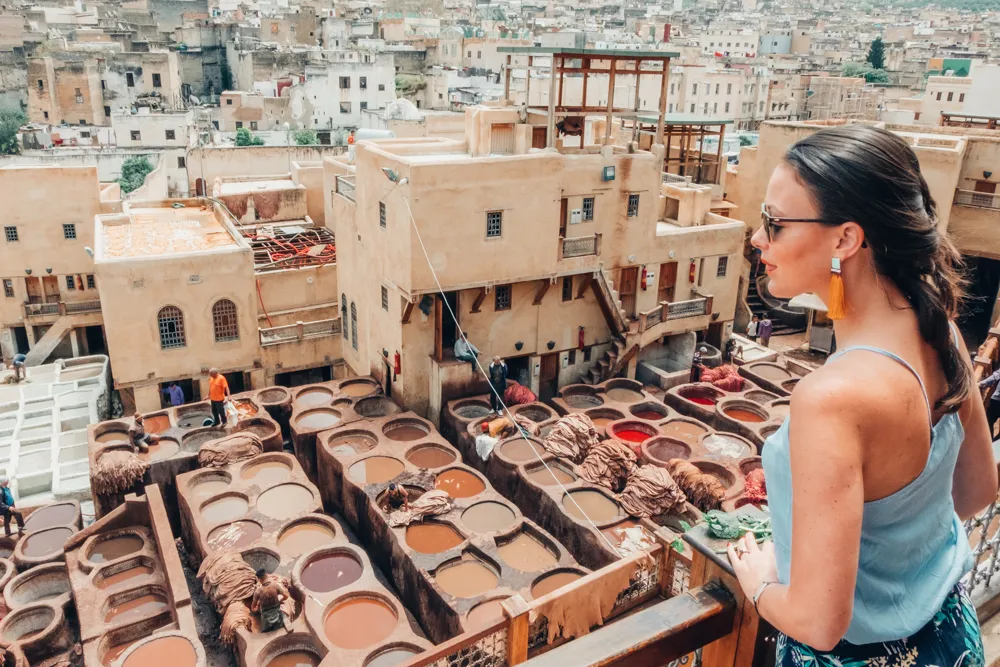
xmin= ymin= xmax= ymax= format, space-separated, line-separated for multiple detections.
xmin=350 ymin=302 xmax=358 ymax=351
xmin=212 ymin=299 xmax=239 ymax=342
xmin=158 ymin=306 xmax=186 ymax=349
xmin=341 ymin=294 xmax=348 ymax=340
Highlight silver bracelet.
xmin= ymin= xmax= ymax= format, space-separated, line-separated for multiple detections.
xmin=752 ymin=580 xmax=778 ymax=614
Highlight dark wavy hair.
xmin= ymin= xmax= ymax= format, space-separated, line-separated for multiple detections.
xmin=784 ymin=124 xmax=969 ymax=412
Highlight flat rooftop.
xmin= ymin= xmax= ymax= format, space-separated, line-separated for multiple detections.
xmin=497 ymin=46 xmax=680 ymax=59
xmin=102 ymin=204 xmax=237 ymax=258
xmin=217 ymin=178 xmax=298 ymax=195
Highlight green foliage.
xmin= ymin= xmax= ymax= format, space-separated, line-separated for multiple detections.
xmin=738 ymin=134 xmax=754 ymax=147
xmin=251 ymin=135 xmax=264 ymax=146
xmin=866 ymin=36 xmax=886 ymax=70
xmin=842 ymin=62 xmax=891 ymax=84
xmin=294 ymin=129 xmax=317 ymax=145
xmin=117 ymin=155 xmax=154 ymax=193
xmin=0 ymin=107 xmax=27 ymax=155
xmin=235 ymin=127 xmax=266 ymax=146
xmin=704 ymin=510 xmax=772 ymax=541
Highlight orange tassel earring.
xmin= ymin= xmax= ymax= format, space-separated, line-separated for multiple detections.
xmin=828 ymin=257 xmax=847 ymax=320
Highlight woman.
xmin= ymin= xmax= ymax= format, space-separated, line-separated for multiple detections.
xmin=727 ymin=125 xmax=997 ymax=666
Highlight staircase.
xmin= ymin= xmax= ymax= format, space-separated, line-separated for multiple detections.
xmin=579 ymin=267 xmax=642 ymax=385
xmin=24 ymin=312 xmax=103 ymax=366
xmin=591 ymin=266 xmax=630 ymax=336
xmin=746 ymin=276 xmax=805 ymax=337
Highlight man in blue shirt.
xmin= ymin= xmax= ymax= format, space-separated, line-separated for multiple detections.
xmin=163 ymin=382 xmax=185 ymax=407
xmin=11 ymin=353 xmax=26 ymax=382
xmin=0 ymin=477 xmax=23 ymax=535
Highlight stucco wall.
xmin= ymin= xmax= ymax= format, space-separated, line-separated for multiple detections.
xmin=187 ymin=144 xmax=346 ymax=193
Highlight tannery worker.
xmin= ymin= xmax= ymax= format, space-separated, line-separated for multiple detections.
xmin=385 ymin=483 xmax=409 ymax=511
xmin=691 ymin=347 xmax=706 ymax=383
xmin=251 ymin=569 xmax=292 ymax=633
xmin=164 ymin=382 xmax=185 ymax=407
xmin=208 ymin=368 xmax=231 ymax=427
xmin=488 ymin=356 xmax=507 ymax=414
xmin=10 ymin=353 xmax=26 ymax=382
xmin=0 ymin=477 xmax=23 ymax=536
xmin=128 ymin=413 xmax=160 ymax=453
xmin=453 ymin=332 xmax=480 ymax=369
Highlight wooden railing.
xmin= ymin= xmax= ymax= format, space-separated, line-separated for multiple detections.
xmin=258 ymin=318 xmax=341 ymax=346
xmin=955 ymin=188 xmax=1000 ymax=210
xmin=335 ymin=175 xmax=356 ymax=202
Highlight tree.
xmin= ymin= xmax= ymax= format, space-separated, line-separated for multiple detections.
xmin=866 ymin=36 xmax=885 ymax=70
xmin=294 ymin=129 xmax=317 ymax=145
xmin=738 ymin=134 xmax=754 ymax=147
xmin=235 ymin=127 xmax=265 ymax=146
xmin=0 ymin=107 xmax=26 ymax=155
xmin=117 ymin=156 xmax=154 ymax=193
xmin=842 ymin=62 xmax=891 ymax=84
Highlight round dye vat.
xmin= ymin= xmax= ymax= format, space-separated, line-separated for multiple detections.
xmin=531 ymin=571 xmax=583 ymax=599
xmin=614 ymin=429 xmax=651 ymax=443
xmin=266 ymin=650 xmax=321 ymax=667
xmin=687 ymin=396 xmax=715 ymax=406
xmin=258 ymin=388 xmax=290 ymax=404
xmin=466 ymin=598 xmax=509 ymax=630
xmin=324 ymin=598 xmax=397 ymax=649
xmin=340 ymin=381 xmax=377 ymax=397
xmin=3 ymin=607 xmax=54 ymax=641
xmin=104 ymin=593 xmax=169 ymax=623
xmin=301 ymin=553 xmax=363 ymax=593
xmin=701 ymin=434 xmax=754 ymax=462
xmin=23 ymin=503 xmax=76 ymax=531
xmin=365 ymin=648 xmax=420 ymax=667
xmin=242 ymin=422 xmax=278 ymax=440
xmin=661 ymin=420 xmax=709 ymax=445
xmin=632 ymin=409 xmax=667 ymax=421
xmin=177 ymin=412 xmax=214 ymax=429
xmin=750 ymin=364 xmax=793 ymax=383
xmin=277 ymin=522 xmax=336 ymax=558
xmin=296 ymin=387 xmax=334 ymax=407
xmin=563 ymin=394 xmax=603 ymax=409
xmin=242 ymin=459 xmax=292 ymax=486
xmin=455 ymin=403 xmax=491 ymax=419
xmin=207 ymin=521 xmax=263 ymax=550
xmin=563 ymin=490 xmax=621 ymax=523
xmin=498 ymin=439 xmax=545 ymax=462
xmin=525 ymin=465 xmax=576 ymax=487
xmin=435 ymin=558 xmax=499 ymax=598
xmin=435 ymin=469 xmax=485 ymax=499
xmin=461 ymin=502 xmax=516 ymax=533
xmin=406 ymin=523 xmax=464 ymax=554
xmin=89 ymin=535 xmax=144 ymax=563
xmin=233 ymin=400 xmax=259 ymax=419
xmin=515 ymin=406 xmax=552 ymax=423
xmin=96 ymin=430 xmax=129 ymax=443
xmin=190 ymin=477 xmax=232 ymax=499
xmin=200 ymin=495 xmax=249 ymax=524
xmin=406 ymin=446 xmax=456 ymax=469
xmin=590 ymin=417 xmax=613 ymax=429
xmin=103 ymin=640 xmax=138 ymax=665
xmin=679 ymin=387 xmax=721 ymax=406
xmin=182 ymin=429 xmax=225 ymax=451
xmin=121 ymin=636 xmax=196 ymax=667
xmin=723 ymin=408 xmax=766 ymax=423
xmin=384 ymin=424 xmax=428 ymax=441
xmin=645 ymin=437 xmax=691 ymax=462
xmin=605 ymin=387 xmax=643 ymax=404
xmin=142 ymin=415 xmax=171 ymax=434
xmin=327 ymin=432 xmax=377 ymax=457
xmin=137 ymin=438 xmax=180 ymax=461
xmin=349 ymin=457 xmax=405 ymax=484
xmin=96 ymin=563 xmax=155 ymax=589
xmin=497 ymin=533 xmax=557 ymax=572
xmin=21 ymin=527 xmax=74 ymax=558
xmin=257 ymin=484 xmax=314 ymax=520
xmin=295 ymin=409 xmax=341 ymax=430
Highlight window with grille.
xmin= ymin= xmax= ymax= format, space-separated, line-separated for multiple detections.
xmin=62 ymin=223 xmax=76 ymax=240
xmin=4 ymin=226 xmax=17 ymax=242
xmin=87 ymin=274 xmax=95 ymax=289
xmin=947 ymin=92 xmax=954 ymax=102
xmin=350 ymin=302 xmax=358 ymax=350
xmin=379 ymin=202 xmax=386 ymax=228
xmin=166 ymin=129 xmax=176 ymax=140
xmin=495 ymin=284 xmax=511 ymax=311
xmin=562 ymin=276 xmax=573 ymax=302
xmin=131 ymin=131 xmax=140 ymax=141
xmin=158 ymin=306 xmax=186 ymax=349
xmin=360 ymin=76 xmax=367 ymax=89
xmin=340 ymin=102 xmax=351 ymax=114
xmin=582 ymin=197 xmax=594 ymax=221
xmin=178 ymin=156 xmax=186 ymax=168
xmin=486 ymin=211 xmax=502 ymax=238
xmin=568 ymin=349 xmax=576 ymax=364
xmin=65 ymin=276 xmax=76 ymax=290
xmin=717 ymin=256 xmax=728 ymax=277
xmin=627 ymin=194 xmax=640 ymax=218
xmin=381 ymin=286 xmax=389 ymax=311
xmin=341 ymin=296 xmax=348 ymax=339
xmin=340 ymin=77 xmax=351 ymax=89
xmin=960 ymin=93 xmax=965 ymax=102
xmin=212 ymin=299 xmax=239 ymax=342
xmin=584 ymin=346 xmax=592 ymax=362
xmin=152 ymin=73 xmax=161 ymax=88
xmin=2 ymin=279 xmax=13 ymax=298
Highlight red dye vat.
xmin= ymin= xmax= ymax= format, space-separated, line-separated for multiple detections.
xmin=615 ymin=429 xmax=651 ymax=443
xmin=686 ymin=396 xmax=716 ymax=406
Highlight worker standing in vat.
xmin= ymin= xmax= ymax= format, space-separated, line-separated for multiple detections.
xmin=208 ymin=369 xmax=231 ymax=427
xmin=0 ymin=477 xmax=23 ymax=536
xmin=385 ymin=483 xmax=409 ymax=511
xmin=128 ymin=413 xmax=160 ymax=454
xmin=488 ymin=356 xmax=507 ymax=414
xmin=251 ymin=569 xmax=292 ymax=633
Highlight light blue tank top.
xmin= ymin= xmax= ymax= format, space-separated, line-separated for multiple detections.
xmin=763 ymin=342 xmax=974 ymax=645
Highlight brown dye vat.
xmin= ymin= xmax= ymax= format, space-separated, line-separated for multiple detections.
xmin=701 ymin=434 xmax=754 ymax=462
xmin=406 ymin=446 xmax=456 ymax=469
xmin=515 ymin=406 xmax=551 ymax=423
xmin=348 ymin=457 xmax=405 ymax=484
xmin=498 ymin=439 xmax=545 ymax=462
xmin=405 ymin=523 xmax=464 ymax=554
xmin=340 ymin=382 xmax=377 ymax=397
xmin=327 ymin=432 xmax=377 ymax=457
xmin=104 ymin=593 xmax=168 ymax=623
xmin=497 ymin=533 xmax=557 ymax=572
xmin=563 ymin=490 xmax=621 ymax=523
xmin=466 ymin=598 xmax=508 ymax=630
xmin=191 ymin=478 xmax=232 ymax=498
xmin=525 ymin=464 xmax=576 ymax=486
xmin=178 ymin=412 xmax=214 ymax=429
xmin=201 ymin=496 xmax=249 ymax=524
xmin=21 ymin=526 xmax=74 ymax=557
xmin=531 ymin=571 xmax=583 ymax=599
xmin=605 ymin=388 xmax=643 ymax=403
xmin=384 ymin=425 xmax=427 ymax=441
xmin=259 ymin=388 xmax=290 ymax=404
xmin=96 ymin=564 xmax=155 ymax=589
xmin=366 ymin=648 xmax=420 ymax=667
xmin=632 ymin=410 xmax=665 ymax=421
xmin=601 ymin=521 xmax=656 ymax=551
xmin=121 ymin=636 xmax=196 ymax=667
xmin=96 ymin=430 xmax=129 ymax=443
xmin=89 ymin=535 xmax=144 ymax=563
xmin=435 ymin=470 xmax=485 ymax=499
xmin=661 ymin=420 xmax=709 ymax=445
xmin=277 ymin=523 xmax=336 ymax=558
xmin=257 ymin=484 xmax=314 ymax=520
xmin=207 ymin=521 xmax=263 ymax=550
xmin=435 ymin=557 xmax=499 ymax=598
xmin=563 ymin=393 xmax=603 ymax=408
xmin=23 ymin=503 xmax=76 ymax=531
xmin=104 ymin=641 xmax=135 ymax=665
xmin=295 ymin=409 xmax=341 ymax=430
xmin=267 ymin=650 xmax=321 ymax=667
xmin=233 ymin=400 xmax=259 ymax=419
xmin=137 ymin=438 xmax=180 ymax=461
xmin=461 ymin=502 xmax=516 ymax=533
xmin=324 ymin=598 xmax=397 ymax=649
xmin=723 ymin=408 xmax=766 ymax=423
xmin=301 ymin=553 xmax=362 ymax=593
xmin=142 ymin=415 xmax=170 ymax=434
xmin=242 ymin=460 xmax=292 ymax=486
xmin=590 ymin=417 xmax=613 ymax=429
xmin=751 ymin=364 xmax=792 ymax=383
xmin=296 ymin=388 xmax=334 ymax=407
xmin=645 ymin=437 xmax=692 ymax=462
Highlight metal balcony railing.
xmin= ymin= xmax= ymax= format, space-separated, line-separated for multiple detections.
xmin=335 ymin=175 xmax=356 ymax=202
xmin=561 ymin=234 xmax=601 ymax=259
xmin=955 ymin=188 xmax=1000 ymax=210
xmin=259 ymin=318 xmax=341 ymax=347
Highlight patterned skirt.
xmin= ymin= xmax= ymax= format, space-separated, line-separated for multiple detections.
xmin=777 ymin=584 xmax=984 ymax=667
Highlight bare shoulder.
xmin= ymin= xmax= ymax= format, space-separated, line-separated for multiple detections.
xmin=792 ymin=352 xmax=910 ymax=428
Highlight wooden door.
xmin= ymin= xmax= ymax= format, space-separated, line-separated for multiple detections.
xmin=618 ymin=267 xmax=639 ymax=319
xmin=658 ymin=262 xmax=678 ymax=304
xmin=42 ymin=276 xmax=60 ymax=302
xmin=25 ymin=277 xmax=42 ymax=304
xmin=560 ymin=198 xmax=568 ymax=238
xmin=539 ymin=353 xmax=559 ymax=402
xmin=490 ymin=123 xmax=515 ymax=154
xmin=975 ymin=180 xmax=997 ymax=193
xmin=532 ymin=126 xmax=547 ymax=149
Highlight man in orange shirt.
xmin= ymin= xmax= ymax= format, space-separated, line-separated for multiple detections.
xmin=208 ymin=368 xmax=230 ymax=426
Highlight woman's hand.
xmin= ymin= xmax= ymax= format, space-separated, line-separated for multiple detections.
xmin=727 ymin=532 xmax=778 ymax=603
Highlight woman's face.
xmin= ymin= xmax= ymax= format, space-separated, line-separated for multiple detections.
xmin=751 ymin=163 xmax=843 ymax=300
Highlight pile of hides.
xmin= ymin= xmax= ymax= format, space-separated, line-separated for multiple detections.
xmin=618 ymin=465 xmax=687 ymax=518
xmin=91 ymin=450 xmax=149 ymax=496
xmin=388 ymin=490 xmax=453 ymax=527
xmin=198 ymin=433 xmax=263 ymax=468
xmin=664 ymin=459 xmax=726 ymax=512
xmin=699 ymin=364 xmax=745 ymax=392
xmin=579 ymin=441 xmax=636 ymax=492
xmin=514 ymin=414 xmax=541 ymax=437
xmin=744 ymin=468 xmax=767 ymax=504
xmin=542 ymin=413 xmax=600 ymax=463
xmin=476 ymin=433 xmax=499 ymax=461
xmin=198 ymin=551 xmax=258 ymax=612
xmin=221 ymin=601 xmax=251 ymax=644
xmin=504 ymin=383 xmax=537 ymax=406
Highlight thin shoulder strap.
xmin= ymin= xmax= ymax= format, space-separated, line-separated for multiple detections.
xmin=829 ymin=345 xmax=933 ymax=424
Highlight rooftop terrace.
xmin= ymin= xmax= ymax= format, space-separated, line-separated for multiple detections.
xmin=98 ymin=200 xmax=239 ymax=259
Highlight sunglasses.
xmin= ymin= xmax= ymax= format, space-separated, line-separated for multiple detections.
xmin=760 ymin=203 xmax=839 ymax=242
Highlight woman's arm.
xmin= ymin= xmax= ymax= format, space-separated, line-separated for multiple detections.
xmin=952 ymin=334 xmax=998 ymax=519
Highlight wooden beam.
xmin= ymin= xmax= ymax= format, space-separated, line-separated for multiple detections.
xmin=632 ymin=68 xmax=642 ymax=143
xmin=470 ymin=287 xmax=487 ymax=314
xmin=576 ymin=277 xmax=590 ymax=299
xmin=401 ymin=301 xmax=414 ymax=324
xmin=581 ymin=57 xmax=589 ymax=109
xmin=656 ymin=58 xmax=670 ymax=146
xmin=503 ymin=596 xmax=532 ymax=665
xmin=533 ymin=280 xmax=550 ymax=305
xmin=525 ymin=55 xmax=532 ymax=105
xmin=504 ymin=54 xmax=512 ymax=102
xmin=605 ymin=59 xmax=617 ymax=145
xmin=547 ymin=55 xmax=558 ymax=148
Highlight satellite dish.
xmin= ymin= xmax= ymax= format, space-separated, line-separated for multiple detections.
xmin=189 ymin=95 xmax=200 ymax=104
xmin=364 ymin=6 xmax=372 ymax=13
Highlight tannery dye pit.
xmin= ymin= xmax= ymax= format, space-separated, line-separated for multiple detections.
xmin=301 ymin=553 xmax=363 ymax=593
xmin=434 ymin=557 xmax=499 ymax=598
xmin=349 ymin=457 xmax=405 ymax=484
xmin=295 ymin=409 xmax=342 ymax=430
xmin=121 ymin=636 xmax=197 ymax=667
xmin=324 ymin=598 xmax=397 ymax=649
xmin=23 ymin=503 xmax=77 ymax=531
xmin=96 ymin=563 xmax=156 ymax=589
xmin=461 ymin=502 xmax=516 ymax=533
xmin=256 ymin=484 xmax=315 ymax=519
xmin=605 ymin=388 xmax=643 ymax=403
xmin=435 ymin=469 xmax=486 ymax=498
xmin=384 ymin=424 xmax=428 ymax=441
xmin=104 ymin=593 xmax=169 ymax=623
xmin=406 ymin=523 xmax=465 ymax=554
xmin=266 ymin=651 xmax=321 ymax=667
xmin=723 ymin=408 xmax=766 ymax=423
xmin=531 ymin=571 xmax=583 ymax=599
xmin=88 ymin=535 xmax=144 ymax=563
xmin=242 ymin=460 xmax=292 ymax=486
xmin=563 ymin=490 xmax=621 ymax=523
xmin=405 ymin=446 xmax=456 ymax=469
xmin=497 ymin=533 xmax=557 ymax=572
xmin=22 ymin=527 xmax=75 ymax=557
xmin=200 ymin=495 xmax=250 ymax=524
xmin=207 ymin=521 xmax=263 ymax=550
xmin=278 ymin=522 xmax=336 ymax=558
